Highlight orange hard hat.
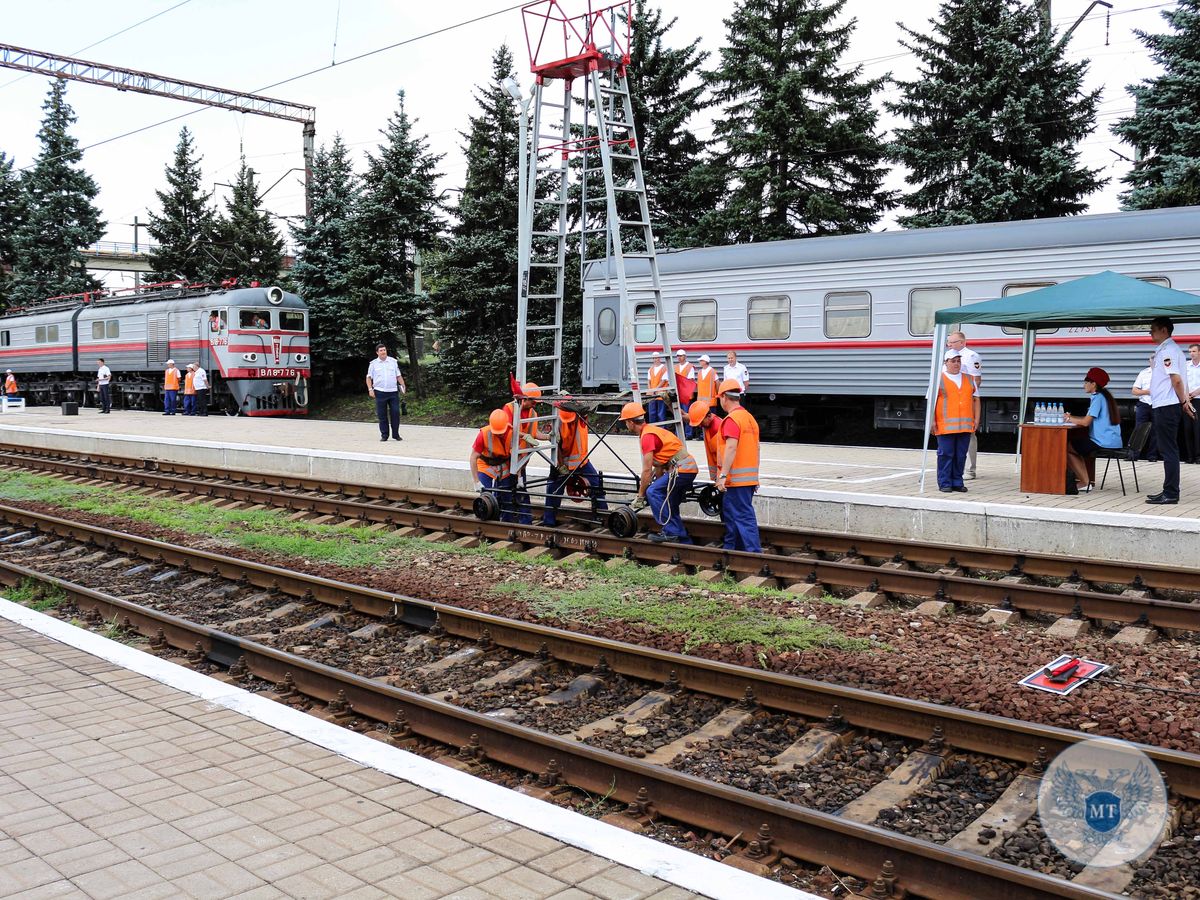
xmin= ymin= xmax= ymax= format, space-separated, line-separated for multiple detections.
xmin=620 ymin=401 xmax=646 ymax=421
xmin=521 ymin=382 xmax=541 ymax=399
xmin=717 ymin=378 xmax=742 ymax=396
xmin=487 ymin=409 xmax=509 ymax=434
xmin=688 ymin=401 xmax=711 ymax=427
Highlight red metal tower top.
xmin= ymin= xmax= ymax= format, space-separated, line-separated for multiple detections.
xmin=521 ymin=0 xmax=631 ymax=80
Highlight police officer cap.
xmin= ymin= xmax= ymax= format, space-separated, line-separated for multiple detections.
xmin=943 ymin=350 xmax=961 ymax=361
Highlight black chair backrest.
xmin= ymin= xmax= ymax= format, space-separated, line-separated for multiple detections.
xmin=1126 ymin=421 xmax=1153 ymax=459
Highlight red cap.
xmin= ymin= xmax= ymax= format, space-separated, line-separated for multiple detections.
xmin=1084 ymin=367 xmax=1109 ymax=389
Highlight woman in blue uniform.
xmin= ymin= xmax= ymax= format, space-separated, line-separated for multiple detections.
xmin=1064 ymin=367 xmax=1122 ymax=493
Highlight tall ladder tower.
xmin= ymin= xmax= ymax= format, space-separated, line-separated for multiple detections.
xmin=512 ymin=0 xmax=686 ymax=477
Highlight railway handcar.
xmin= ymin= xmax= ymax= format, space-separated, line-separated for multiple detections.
xmin=0 ymin=283 xmax=310 ymax=415
xmin=582 ymin=206 xmax=1200 ymax=438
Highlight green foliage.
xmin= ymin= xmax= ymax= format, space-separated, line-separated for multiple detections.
xmin=0 ymin=151 xmax=26 ymax=309
xmin=210 ymin=158 xmax=285 ymax=284
xmin=146 ymin=127 xmax=220 ymax=283
xmin=9 ymin=80 xmax=105 ymax=304
xmin=1113 ymin=0 xmax=1200 ymax=209
xmin=703 ymin=0 xmax=895 ymax=242
xmin=889 ymin=0 xmax=1105 ymax=227
xmin=5 ymin=576 xmax=65 ymax=611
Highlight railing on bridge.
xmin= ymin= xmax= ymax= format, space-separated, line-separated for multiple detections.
xmin=81 ymin=241 xmax=159 ymax=258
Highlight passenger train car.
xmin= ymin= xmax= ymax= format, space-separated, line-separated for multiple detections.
xmin=582 ymin=206 xmax=1200 ymax=438
xmin=0 ymin=283 xmax=310 ymax=415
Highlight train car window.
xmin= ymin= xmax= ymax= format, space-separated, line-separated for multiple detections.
xmin=0 ymin=331 xmax=9 ymax=347
xmin=1110 ymin=277 xmax=1169 ymax=332
xmin=597 ymin=307 xmax=617 ymax=345
xmin=92 ymin=321 xmax=104 ymax=340
xmin=35 ymin=325 xmax=59 ymax=343
xmin=748 ymin=295 xmax=791 ymax=340
xmin=50 ymin=325 xmax=59 ymax=342
xmin=35 ymin=326 xmax=45 ymax=343
xmin=1001 ymin=283 xmax=1058 ymax=334
xmin=909 ymin=287 xmax=961 ymax=336
xmin=239 ymin=310 xmax=271 ymax=329
xmin=677 ymin=299 xmax=717 ymax=342
xmin=634 ymin=303 xmax=657 ymax=343
xmin=824 ymin=292 xmax=871 ymax=338
xmin=107 ymin=320 xmax=119 ymax=339
xmin=279 ymin=311 xmax=306 ymax=332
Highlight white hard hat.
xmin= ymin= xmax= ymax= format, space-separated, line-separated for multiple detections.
xmin=943 ymin=350 xmax=961 ymax=361
xmin=4 ymin=369 xmax=10 ymax=374
xmin=675 ymin=348 xmax=687 ymax=356
xmin=699 ymin=354 xmax=710 ymax=363
xmin=166 ymin=359 xmax=175 ymax=365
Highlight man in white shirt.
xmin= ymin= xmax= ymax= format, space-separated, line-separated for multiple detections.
xmin=1185 ymin=343 xmax=1200 ymax=464
xmin=1147 ymin=318 xmax=1196 ymax=504
xmin=723 ymin=351 xmax=749 ymax=392
xmin=192 ymin=364 xmax=209 ymax=417
xmin=946 ymin=331 xmax=982 ymax=478
xmin=366 ymin=343 xmax=407 ymax=442
xmin=96 ymin=358 xmax=112 ymax=414
xmin=1131 ymin=353 xmax=1158 ymax=462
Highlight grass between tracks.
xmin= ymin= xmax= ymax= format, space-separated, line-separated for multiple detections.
xmin=0 ymin=471 xmax=872 ymax=656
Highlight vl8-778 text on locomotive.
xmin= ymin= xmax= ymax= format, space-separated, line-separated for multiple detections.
xmin=0 ymin=282 xmax=310 ymax=416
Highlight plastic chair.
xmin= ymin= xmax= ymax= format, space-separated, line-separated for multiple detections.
xmin=1096 ymin=421 xmax=1152 ymax=495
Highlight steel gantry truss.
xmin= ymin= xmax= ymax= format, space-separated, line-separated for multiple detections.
xmin=0 ymin=42 xmax=317 ymax=214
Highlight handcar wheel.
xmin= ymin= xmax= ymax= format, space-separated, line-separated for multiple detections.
xmin=473 ymin=492 xmax=500 ymax=521
xmin=608 ymin=506 xmax=639 ymax=539
xmin=697 ymin=484 xmax=724 ymax=518
xmin=225 ymin=398 xmax=240 ymax=417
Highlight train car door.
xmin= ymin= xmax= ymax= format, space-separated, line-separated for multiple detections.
xmin=146 ymin=313 xmax=170 ymax=367
xmin=586 ymin=295 xmax=623 ymax=385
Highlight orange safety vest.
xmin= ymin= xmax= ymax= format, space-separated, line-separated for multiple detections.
xmin=183 ymin=372 xmax=196 ymax=395
xmin=648 ymin=363 xmax=669 ymax=390
xmin=934 ymin=375 xmax=976 ymax=435
xmin=164 ymin=368 xmax=180 ymax=391
xmin=675 ymin=362 xmax=695 ymax=381
xmin=507 ymin=399 xmax=540 ymax=446
xmin=4 ymin=375 xmax=16 ymax=395
xmin=642 ymin=424 xmax=699 ymax=474
xmin=694 ymin=366 xmax=718 ymax=404
xmin=559 ymin=415 xmax=589 ymax=469
xmin=701 ymin=416 xmax=726 ymax=480
xmin=475 ymin=427 xmax=514 ymax=478
xmin=723 ymin=407 xmax=760 ymax=488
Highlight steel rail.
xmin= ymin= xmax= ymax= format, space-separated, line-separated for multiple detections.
xmin=0 ymin=554 xmax=1125 ymax=900
xmin=3 ymin=448 xmax=1199 ymax=633
xmin=0 ymin=500 xmax=1197 ymax=804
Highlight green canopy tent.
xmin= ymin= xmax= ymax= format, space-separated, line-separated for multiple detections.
xmin=920 ymin=271 xmax=1200 ymax=491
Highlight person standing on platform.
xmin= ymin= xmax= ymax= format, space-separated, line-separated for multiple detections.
xmin=4 ymin=370 xmax=19 ymax=400
xmin=182 ymin=364 xmax=197 ymax=416
xmin=674 ymin=349 xmax=696 ymax=437
xmin=647 ymin=353 xmax=669 ymax=424
xmin=1147 ymin=318 xmax=1196 ymax=504
xmin=96 ymin=359 xmax=111 ymax=414
xmin=946 ymin=331 xmax=983 ymax=479
xmin=543 ymin=404 xmax=607 ymax=527
xmin=933 ymin=350 xmax=978 ymax=494
xmin=694 ymin=354 xmax=718 ymax=410
xmin=162 ymin=361 xmax=180 ymax=415
xmin=723 ymin=351 xmax=750 ymax=401
xmin=469 ymin=409 xmax=518 ymax=522
xmin=620 ymin=401 xmax=698 ymax=544
xmin=366 ymin=343 xmax=406 ymax=442
xmin=1180 ymin=348 xmax=1200 ymax=468
xmin=1131 ymin=353 xmax=1159 ymax=462
xmin=688 ymin=401 xmax=725 ymax=481
xmin=715 ymin=379 xmax=762 ymax=553
xmin=192 ymin=364 xmax=209 ymax=416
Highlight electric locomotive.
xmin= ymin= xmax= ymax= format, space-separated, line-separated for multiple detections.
xmin=0 ymin=282 xmax=310 ymax=415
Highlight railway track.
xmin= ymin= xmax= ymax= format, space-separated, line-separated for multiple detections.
xmin=0 ymin=502 xmax=1196 ymax=899
xmin=1 ymin=444 xmax=1198 ymax=639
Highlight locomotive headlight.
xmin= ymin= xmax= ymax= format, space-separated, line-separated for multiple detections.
xmin=241 ymin=353 xmax=259 ymax=362
xmin=293 ymin=353 xmax=309 ymax=363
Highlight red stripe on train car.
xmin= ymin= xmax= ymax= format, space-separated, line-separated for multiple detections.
xmin=638 ymin=334 xmax=1200 ymax=353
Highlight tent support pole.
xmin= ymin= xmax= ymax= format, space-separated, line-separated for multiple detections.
xmin=1015 ymin=328 xmax=1036 ymax=467
xmin=918 ymin=323 xmax=949 ymax=492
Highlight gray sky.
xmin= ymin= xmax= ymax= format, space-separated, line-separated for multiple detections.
xmin=0 ymin=0 xmax=1178 ymax=267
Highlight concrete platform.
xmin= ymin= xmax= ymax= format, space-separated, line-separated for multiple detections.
xmin=0 ymin=600 xmax=810 ymax=900
xmin=0 ymin=408 xmax=1198 ymax=566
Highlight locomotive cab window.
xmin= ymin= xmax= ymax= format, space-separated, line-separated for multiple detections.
xmin=824 ymin=291 xmax=871 ymax=338
xmin=633 ymin=303 xmax=657 ymax=344
xmin=279 ymin=311 xmax=306 ymax=332
xmin=909 ymin=286 xmax=961 ymax=336
xmin=748 ymin=295 xmax=791 ymax=340
xmin=1110 ymin=277 xmax=1169 ymax=332
xmin=1001 ymin=283 xmax=1058 ymax=334
xmin=34 ymin=325 xmax=59 ymax=343
xmin=677 ymin=299 xmax=717 ymax=342
xmin=208 ymin=310 xmax=227 ymax=333
xmin=91 ymin=320 xmax=119 ymax=340
xmin=0 ymin=331 xmax=9 ymax=347
xmin=596 ymin=307 xmax=616 ymax=345
xmin=239 ymin=310 xmax=271 ymax=329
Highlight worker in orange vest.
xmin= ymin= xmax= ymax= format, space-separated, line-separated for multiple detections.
xmin=543 ymin=403 xmax=608 ymax=527
xmin=4 ymin=370 xmax=19 ymax=399
xmin=715 ymin=379 xmax=761 ymax=552
xmin=620 ymin=401 xmax=699 ymax=543
xmin=469 ymin=409 xmax=518 ymax=521
xmin=162 ymin=360 xmax=181 ymax=416
xmin=934 ymin=350 xmax=979 ymax=493
xmin=674 ymin=349 xmax=697 ymax=437
xmin=182 ymin=364 xmax=197 ymax=416
xmin=646 ymin=353 xmax=669 ymax=424
xmin=688 ymin=401 xmax=725 ymax=481
xmin=694 ymin=354 xmax=718 ymax=407
xmin=504 ymin=381 xmax=544 ymax=524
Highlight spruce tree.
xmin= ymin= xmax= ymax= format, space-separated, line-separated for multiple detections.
xmin=889 ymin=0 xmax=1105 ymax=227
xmin=1113 ymin=0 xmax=1200 ymax=209
xmin=290 ymin=135 xmax=359 ymax=380
xmin=704 ymin=0 xmax=895 ymax=242
xmin=146 ymin=127 xmax=219 ymax=283
xmin=0 ymin=151 xmax=26 ymax=308
xmin=429 ymin=46 xmax=520 ymax=405
xmin=346 ymin=91 xmax=444 ymax=396
xmin=210 ymin=159 xmax=284 ymax=285
xmin=10 ymin=80 xmax=105 ymax=304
